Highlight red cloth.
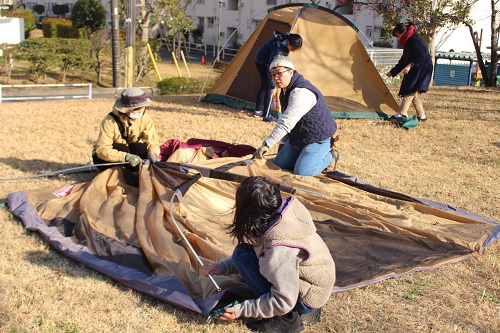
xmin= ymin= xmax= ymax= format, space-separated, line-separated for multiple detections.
xmin=399 ymin=24 xmax=415 ymax=48
xmin=159 ymin=138 xmax=256 ymax=161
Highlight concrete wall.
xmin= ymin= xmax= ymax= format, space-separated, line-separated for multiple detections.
xmin=0 ymin=17 xmax=24 ymax=44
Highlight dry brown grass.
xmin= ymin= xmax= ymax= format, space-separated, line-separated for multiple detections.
xmin=0 ymin=76 xmax=499 ymax=332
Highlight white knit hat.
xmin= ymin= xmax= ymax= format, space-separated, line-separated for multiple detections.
xmin=269 ymin=52 xmax=295 ymax=71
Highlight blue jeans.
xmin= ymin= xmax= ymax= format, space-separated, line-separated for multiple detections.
xmin=255 ymin=61 xmax=272 ymax=113
xmin=273 ymin=138 xmax=332 ymax=176
xmin=232 ymin=243 xmax=314 ymax=315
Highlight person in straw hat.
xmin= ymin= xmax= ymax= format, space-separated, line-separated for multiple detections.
xmin=92 ymin=87 xmax=160 ymax=173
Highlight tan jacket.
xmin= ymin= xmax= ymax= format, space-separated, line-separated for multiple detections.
xmin=93 ymin=109 xmax=160 ymax=163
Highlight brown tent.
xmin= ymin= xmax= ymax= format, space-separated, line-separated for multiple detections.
xmin=7 ymin=154 xmax=499 ymax=316
xmin=203 ymin=4 xmax=399 ymax=119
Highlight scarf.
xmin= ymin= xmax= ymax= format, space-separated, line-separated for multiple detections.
xmin=399 ymin=25 xmax=415 ymax=47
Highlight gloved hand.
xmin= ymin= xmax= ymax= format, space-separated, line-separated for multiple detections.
xmin=125 ymin=153 xmax=142 ymax=167
xmin=149 ymin=152 xmax=159 ymax=163
xmin=252 ymin=145 xmax=269 ymax=159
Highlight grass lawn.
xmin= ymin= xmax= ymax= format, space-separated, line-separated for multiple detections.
xmin=0 ymin=59 xmax=499 ymax=332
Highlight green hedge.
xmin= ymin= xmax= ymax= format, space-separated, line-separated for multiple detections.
xmin=1 ymin=8 xmax=36 ymax=38
xmin=157 ymin=77 xmax=216 ymax=95
xmin=42 ymin=17 xmax=87 ymax=39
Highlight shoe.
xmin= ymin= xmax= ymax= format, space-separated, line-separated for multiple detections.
xmin=246 ymin=311 xmax=305 ymax=333
xmin=388 ymin=115 xmax=408 ymax=127
xmin=300 ymin=308 xmax=322 ymax=325
xmin=417 ymin=116 xmax=427 ymax=122
xmin=263 ymin=115 xmax=278 ymax=122
xmin=253 ymin=110 xmax=263 ymax=117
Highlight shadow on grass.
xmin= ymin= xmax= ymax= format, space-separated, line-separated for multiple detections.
xmin=0 ymin=157 xmax=99 ymax=183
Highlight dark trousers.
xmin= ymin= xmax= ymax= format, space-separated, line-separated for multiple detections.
xmin=255 ymin=61 xmax=272 ymax=113
xmin=232 ymin=243 xmax=314 ymax=315
xmin=92 ymin=142 xmax=148 ymax=172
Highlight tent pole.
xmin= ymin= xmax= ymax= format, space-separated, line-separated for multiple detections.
xmin=169 ymin=190 xmax=222 ymax=291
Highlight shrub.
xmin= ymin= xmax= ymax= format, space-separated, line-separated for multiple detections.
xmin=2 ymin=8 xmax=36 ymax=38
xmin=373 ymin=40 xmax=393 ymax=48
xmin=53 ymin=4 xmax=70 ymax=18
xmin=376 ymin=65 xmax=403 ymax=88
xmin=42 ymin=17 xmax=87 ymax=39
xmin=71 ymin=0 xmax=106 ymax=35
xmin=157 ymin=76 xmax=216 ymax=95
xmin=33 ymin=4 xmax=45 ymax=15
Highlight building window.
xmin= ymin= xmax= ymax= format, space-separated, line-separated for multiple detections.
xmin=227 ymin=0 xmax=238 ymax=11
xmin=366 ymin=26 xmax=372 ymax=37
xmin=207 ymin=17 xmax=214 ymax=28
xmin=198 ymin=17 xmax=204 ymax=30
xmin=266 ymin=0 xmax=277 ymax=5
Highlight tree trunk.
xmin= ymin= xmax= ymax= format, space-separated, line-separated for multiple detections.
xmin=488 ymin=0 xmax=498 ymax=87
xmin=421 ymin=30 xmax=436 ymax=87
xmin=466 ymin=23 xmax=489 ymax=84
xmin=97 ymin=60 xmax=102 ymax=85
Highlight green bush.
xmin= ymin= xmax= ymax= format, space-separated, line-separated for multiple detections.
xmin=42 ymin=17 xmax=87 ymax=39
xmin=373 ymin=40 xmax=393 ymax=48
xmin=33 ymin=4 xmax=45 ymax=15
xmin=157 ymin=76 xmax=215 ymax=95
xmin=2 ymin=8 xmax=36 ymax=38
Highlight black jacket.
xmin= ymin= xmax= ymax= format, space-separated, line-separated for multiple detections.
xmin=390 ymin=34 xmax=433 ymax=96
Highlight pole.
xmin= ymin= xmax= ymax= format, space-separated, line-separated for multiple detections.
xmin=216 ymin=1 xmax=222 ymax=62
xmin=475 ymin=29 xmax=483 ymax=81
xmin=125 ymin=0 xmax=136 ymax=87
xmin=110 ymin=0 xmax=121 ymax=88
xmin=180 ymin=51 xmax=191 ymax=78
xmin=169 ymin=191 xmax=221 ymax=292
xmin=147 ymin=43 xmax=162 ymax=81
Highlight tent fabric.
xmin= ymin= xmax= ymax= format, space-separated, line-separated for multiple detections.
xmin=6 ymin=154 xmax=500 ymax=316
xmin=203 ymin=4 xmax=399 ymax=119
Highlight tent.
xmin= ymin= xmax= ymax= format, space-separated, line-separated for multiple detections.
xmin=7 ymin=150 xmax=500 ymax=316
xmin=203 ymin=3 xmax=399 ymax=119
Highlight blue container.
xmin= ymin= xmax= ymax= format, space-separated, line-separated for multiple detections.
xmin=434 ymin=63 xmax=472 ymax=86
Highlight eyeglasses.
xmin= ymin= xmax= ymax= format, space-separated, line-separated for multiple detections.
xmin=270 ymin=70 xmax=289 ymax=79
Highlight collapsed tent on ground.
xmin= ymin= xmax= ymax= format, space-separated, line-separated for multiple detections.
xmin=6 ymin=145 xmax=500 ymax=316
xmin=203 ymin=3 xmax=399 ymax=119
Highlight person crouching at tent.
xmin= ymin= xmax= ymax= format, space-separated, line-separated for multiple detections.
xmin=252 ymin=53 xmax=338 ymax=176
xmin=386 ymin=22 xmax=433 ymax=122
xmin=201 ymin=176 xmax=335 ymax=332
xmin=92 ymin=87 xmax=160 ymax=173
xmin=253 ymin=32 xmax=302 ymax=118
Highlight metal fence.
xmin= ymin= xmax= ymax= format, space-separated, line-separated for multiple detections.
xmin=366 ymin=48 xmax=403 ymax=68
xmin=0 ymin=83 xmax=92 ymax=103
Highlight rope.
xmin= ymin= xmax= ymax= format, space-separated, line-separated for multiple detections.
xmin=0 ymin=162 xmax=128 ymax=182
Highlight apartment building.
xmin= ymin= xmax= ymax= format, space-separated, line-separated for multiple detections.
xmin=15 ymin=0 xmax=383 ymax=48
xmin=188 ymin=0 xmax=385 ymax=49
xmin=16 ymin=0 xmax=110 ymax=28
